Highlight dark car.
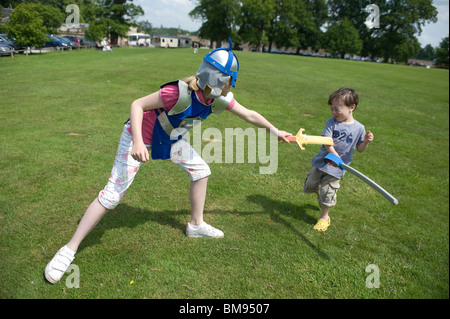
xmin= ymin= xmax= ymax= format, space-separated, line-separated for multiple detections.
xmin=0 ymin=42 xmax=14 ymax=56
xmin=0 ymin=34 xmax=27 ymax=51
xmin=44 ymin=35 xmax=70 ymax=48
xmin=0 ymin=34 xmax=17 ymax=49
xmin=56 ymin=36 xmax=78 ymax=48
xmin=62 ymin=35 xmax=78 ymax=42
xmin=62 ymin=36 xmax=83 ymax=46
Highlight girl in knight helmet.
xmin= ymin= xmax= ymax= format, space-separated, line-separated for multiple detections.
xmin=44 ymin=39 xmax=292 ymax=284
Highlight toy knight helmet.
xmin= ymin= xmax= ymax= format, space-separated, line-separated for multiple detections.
xmin=196 ymin=38 xmax=239 ymax=99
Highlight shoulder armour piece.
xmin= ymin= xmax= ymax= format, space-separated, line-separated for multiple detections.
xmin=167 ymin=80 xmax=192 ymax=115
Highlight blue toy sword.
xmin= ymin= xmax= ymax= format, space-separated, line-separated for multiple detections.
xmin=324 ymin=153 xmax=398 ymax=205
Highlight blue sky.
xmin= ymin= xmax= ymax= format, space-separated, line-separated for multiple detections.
xmin=135 ymin=0 xmax=449 ymax=47
xmin=417 ymin=0 xmax=449 ymax=47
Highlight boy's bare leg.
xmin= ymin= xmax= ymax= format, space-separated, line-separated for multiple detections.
xmin=315 ymin=190 xmax=330 ymax=221
xmin=319 ymin=206 xmax=330 ymax=221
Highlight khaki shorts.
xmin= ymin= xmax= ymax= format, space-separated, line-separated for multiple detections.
xmin=303 ymin=166 xmax=340 ymax=208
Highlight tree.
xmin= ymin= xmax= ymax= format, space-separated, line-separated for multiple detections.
xmin=435 ymin=36 xmax=449 ymax=68
xmin=327 ymin=0 xmax=438 ymax=62
xmin=84 ymin=0 xmax=143 ymax=43
xmin=238 ymin=0 xmax=327 ymax=53
xmin=1 ymin=1 xmax=65 ymax=33
xmin=23 ymin=2 xmax=64 ymax=34
xmin=5 ymin=3 xmax=47 ymax=54
xmin=0 ymin=0 xmax=22 ymax=7
xmin=189 ymin=0 xmax=239 ymax=48
xmin=137 ymin=20 xmax=152 ymax=35
xmin=325 ymin=18 xmax=362 ymax=58
xmin=376 ymin=25 xmax=421 ymax=63
xmin=269 ymin=0 xmax=298 ymax=51
xmin=416 ymin=44 xmax=435 ymax=60
xmin=238 ymin=0 xmax=275 ymax=52
xmin=291 ymin=0 xmax=327 ymax=52
xmin=1 ymin=0 xmax=76 ymax=12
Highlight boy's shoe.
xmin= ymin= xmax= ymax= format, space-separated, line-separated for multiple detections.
xmin=313 ymin=217 xmax=331 ymax=232
xmin=186 ymin=222 xmax=224 ymax=238
xmin=44 ymin=245 xmax=76 ymax=284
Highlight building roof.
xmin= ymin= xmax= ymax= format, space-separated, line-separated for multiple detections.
xmin=154 ymin=35 xmax=191 ymax=41
xmin=1 ymin=7 xmax=13 ymax=23
xmin=2 ymin=7 xmax=13 ymax=18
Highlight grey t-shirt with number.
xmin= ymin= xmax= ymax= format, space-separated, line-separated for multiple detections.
xmin=311 ymin=117 xmax=366 ymax=179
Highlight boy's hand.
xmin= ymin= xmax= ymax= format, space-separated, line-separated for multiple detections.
xmin=365 ymin=131 xmax=374 ymax=143
xmin=357 ymin=131 xmax=373 ymax=152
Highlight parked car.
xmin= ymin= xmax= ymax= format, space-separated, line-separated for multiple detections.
xmin=62 ymin=36 xmax=81 ymax=44
xmin=44 ymin=35 xmax=69 ymax=49
xmin=82 ymin=39 xmax=96 ymax=46
xmin=0 ymin=42 xmax=14 ymax=56
xmin=56 ymin=36 xmax=78 ymax=48
xmin=0 ymin=34 xmax=14 ymax=46
xmin=0 ymin=34 xmax=28 ymax=52
xmin=65 ymin=36 xmax=97 ymax=48
xmin=0 ymin=34 xmax=22 ymax=50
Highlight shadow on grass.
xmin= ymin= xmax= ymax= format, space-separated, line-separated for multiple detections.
xmin=246 ymin=195 xmax=330 ymax=260
xmin=78 ymin=194 xmax=329 ymax=260
xmin=78 ymin=205 xmax=189 ymax=252
xmin=246 ymin=194 xmax=318 ymax=225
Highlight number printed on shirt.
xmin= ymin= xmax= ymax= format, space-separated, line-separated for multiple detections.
xmin=333 ymin=130 xmax=353 ymax=144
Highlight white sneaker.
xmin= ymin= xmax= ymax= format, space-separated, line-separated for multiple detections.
xmin=44 ymin=245 xmax=76 ymax=284
xmin=186 ymin=222 xmax=224 ymax=238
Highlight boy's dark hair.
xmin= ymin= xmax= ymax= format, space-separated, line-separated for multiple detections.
xmin=328 ymin=88 xmax=359 ymax=110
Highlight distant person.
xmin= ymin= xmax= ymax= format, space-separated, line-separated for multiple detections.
xmin=101 ymin=37 xmax=113 ymax=51
xmin=44 ymin=39 xmax=292 ymax=284
xmin=95 ymin=41 xmax=102 ymax=50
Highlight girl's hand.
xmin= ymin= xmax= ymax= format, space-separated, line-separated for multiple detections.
xmin=131 ymin=142 xmax=149 ymax=162
xmin=276 ymin=130 xmax=293 ymax=143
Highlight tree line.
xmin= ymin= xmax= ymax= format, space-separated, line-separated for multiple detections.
xmin=1 ymin=0 xmax=144 ymax=47
xmin=1 ymin=0 xmax=448 ymax=66
xmin=190 ymin=0 xmax=447 ymax=64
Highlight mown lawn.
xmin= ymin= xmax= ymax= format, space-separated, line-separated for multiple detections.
xmin=0 ymin=47 xmax=448 ymax=299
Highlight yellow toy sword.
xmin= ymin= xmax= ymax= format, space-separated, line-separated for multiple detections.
xmin=287 ymin=128 xmax=334 ymax=150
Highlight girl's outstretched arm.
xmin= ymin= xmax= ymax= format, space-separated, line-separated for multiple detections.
xmin=228 ymin=100 xmax=292 ymax=142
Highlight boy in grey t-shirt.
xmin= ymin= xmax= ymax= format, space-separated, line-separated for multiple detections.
xmin=304 ymin=88 xmax=374 ymax=232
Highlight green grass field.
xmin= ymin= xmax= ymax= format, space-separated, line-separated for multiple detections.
xmin=0 ymin=47 xmax=448 ymax=299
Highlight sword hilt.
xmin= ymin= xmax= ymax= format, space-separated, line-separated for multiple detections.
xmin=324 ymin=153 xmax=344 ymax=170
xmin=296 ymin=128 xmax=334 ymax=150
